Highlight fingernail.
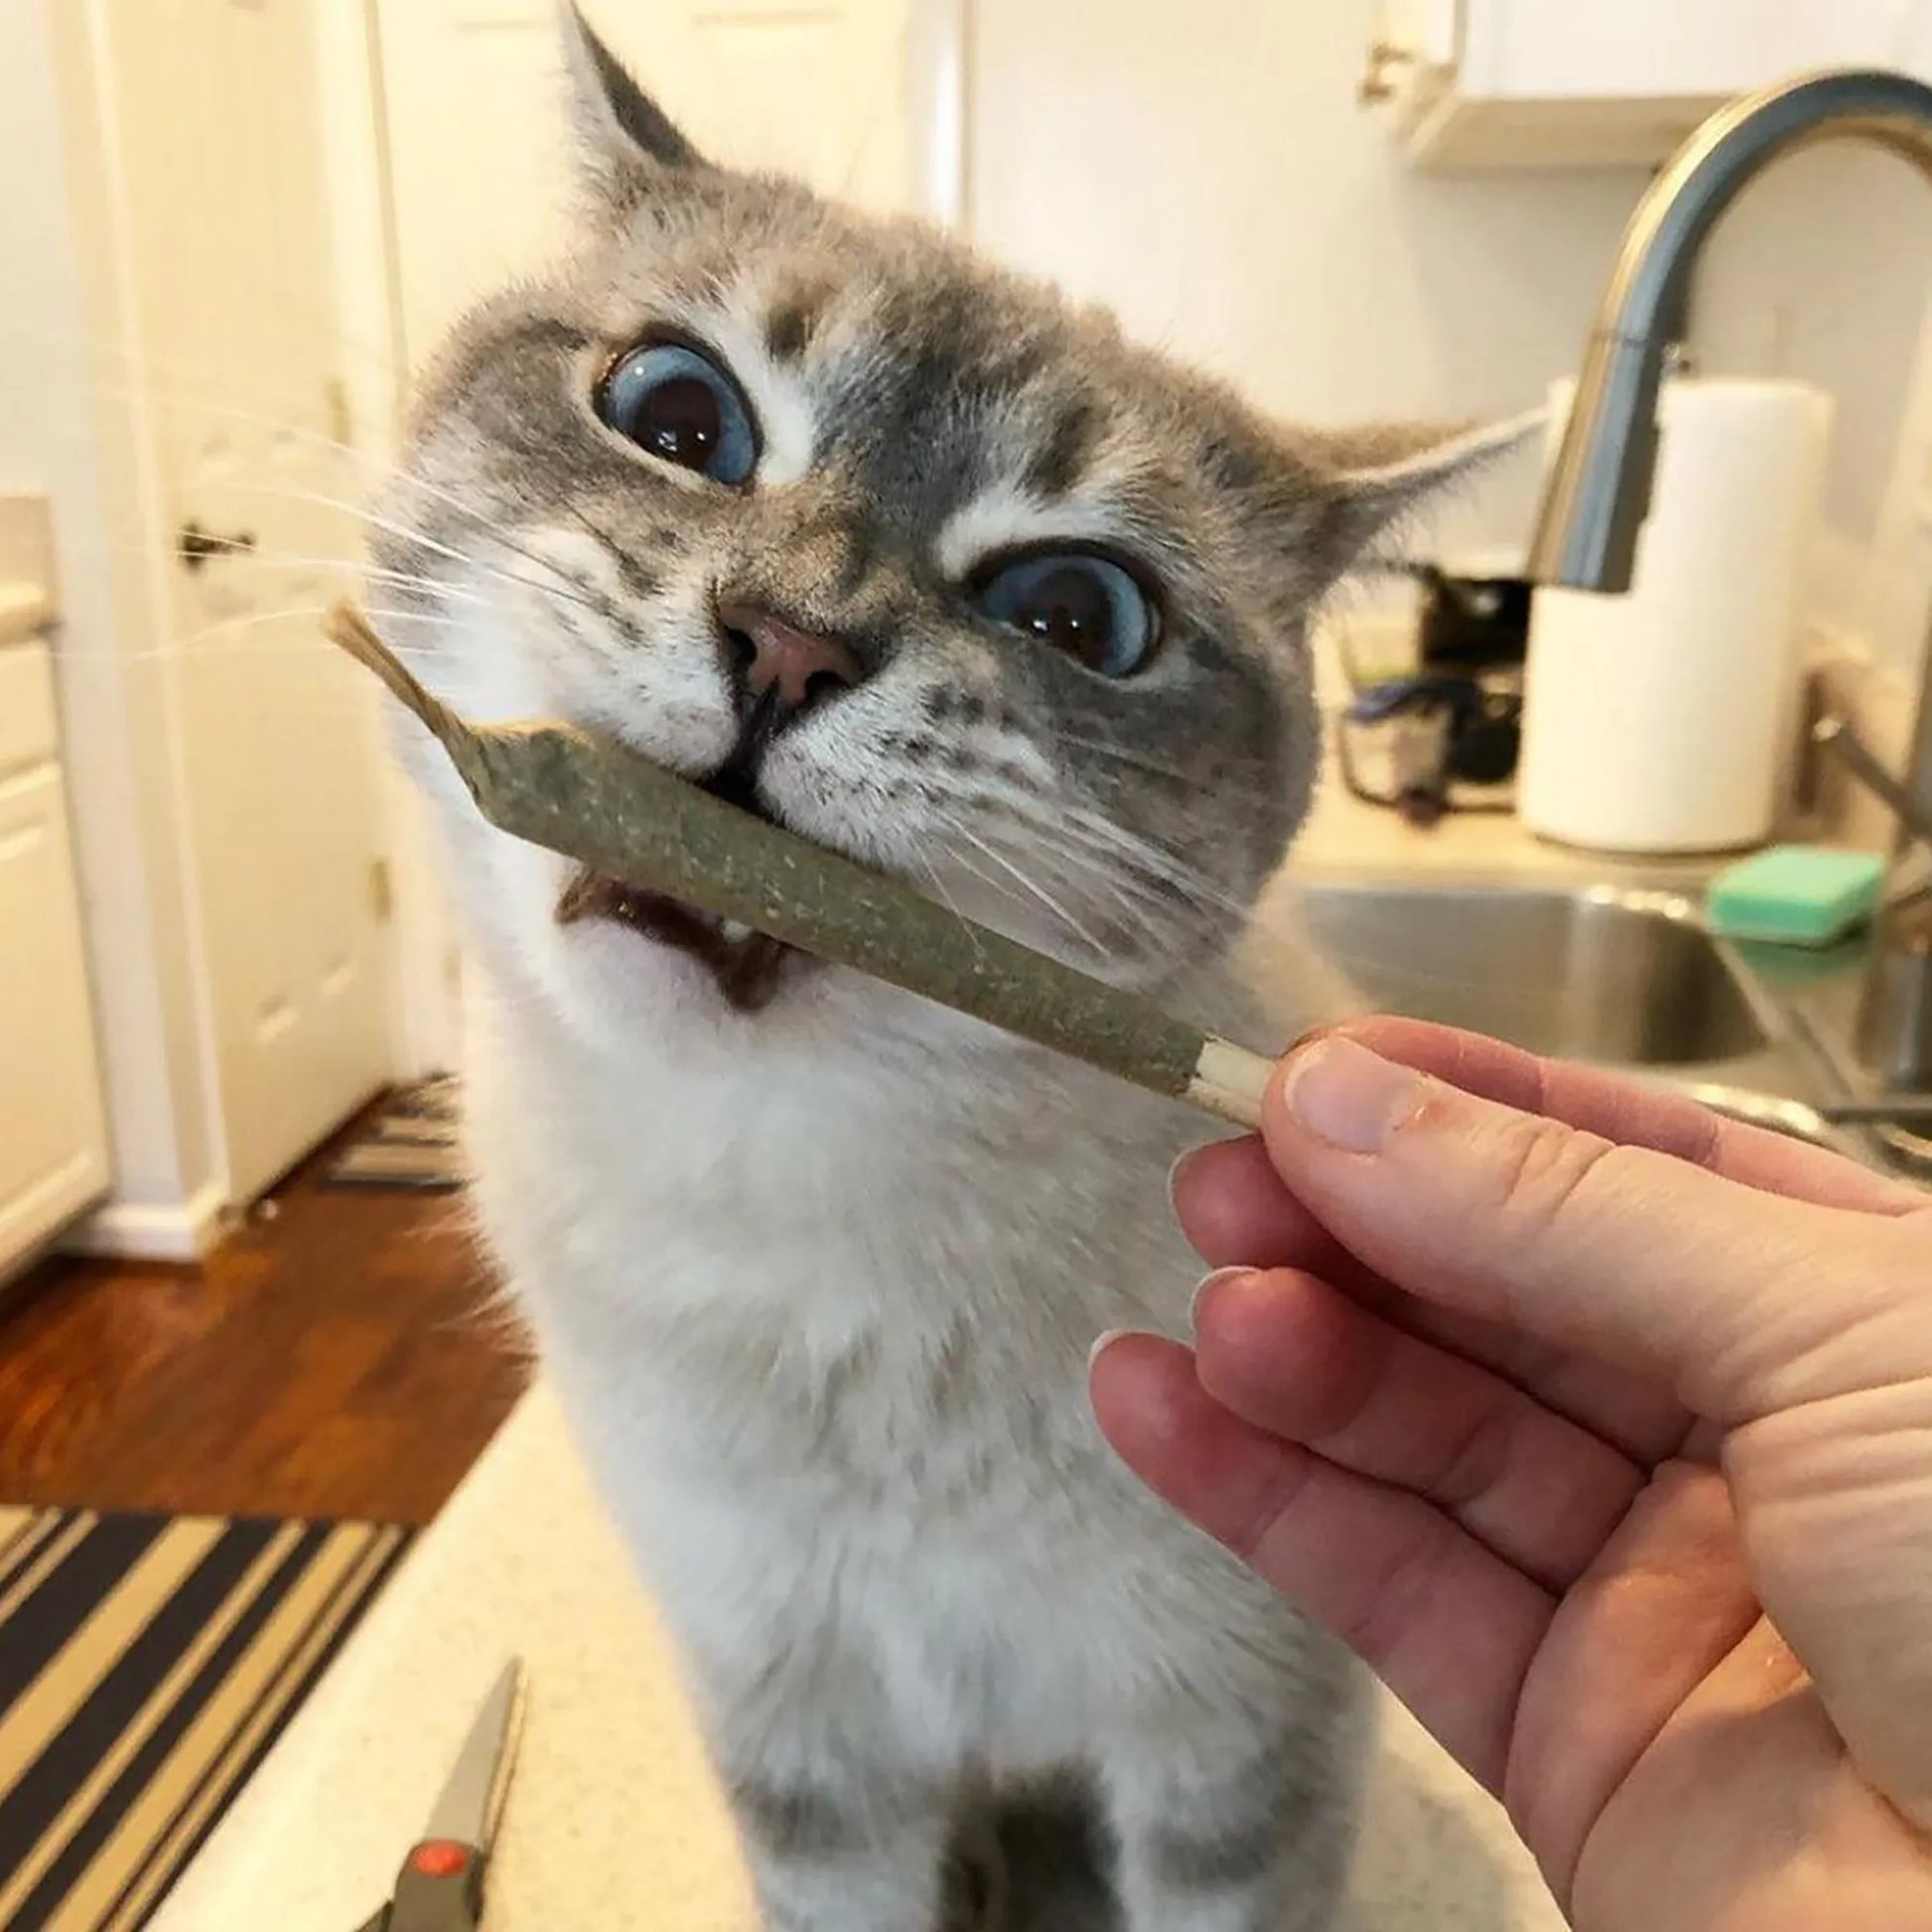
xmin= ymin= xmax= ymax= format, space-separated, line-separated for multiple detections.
xmin=1168 ymin=1145 xmax=1207 ymax=1205
xmin=1189 ymin=1267 xmax=1251 ymax=1331
xmin=1280 ymin=1037 xmax=1421 ymax=1154
xmin=1088 ymin=1329 xmax=1128 ymax=1371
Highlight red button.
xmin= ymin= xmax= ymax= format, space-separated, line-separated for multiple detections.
xmin=410 ymin=1841 xmax=471 ymax=1878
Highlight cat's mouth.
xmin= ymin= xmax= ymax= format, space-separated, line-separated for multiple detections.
xmin=552 ymin=767 xmax=800 ymax=1013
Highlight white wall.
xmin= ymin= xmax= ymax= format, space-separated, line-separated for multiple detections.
xmin=969 ymin=0 xmax=1932 ymax=623
xmin=0 ymin=0 xmax=223 ymax=1253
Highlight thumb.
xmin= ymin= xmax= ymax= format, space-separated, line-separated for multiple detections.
xmin=1262 ymin=1036 xmax=1921 ymax=1424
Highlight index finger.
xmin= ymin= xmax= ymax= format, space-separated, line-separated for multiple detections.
xmin=1173 ymin=1135 xmax=1695 ymax=1461
xmin=1331 ymin=1017 xmax=1920 ymax=1215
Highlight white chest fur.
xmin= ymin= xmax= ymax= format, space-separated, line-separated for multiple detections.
xmin=459 ymin=965 xmax=1316 ymax=1774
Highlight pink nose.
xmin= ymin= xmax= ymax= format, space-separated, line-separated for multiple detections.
xmin=718 ymin=602 xmax=861 ymax=715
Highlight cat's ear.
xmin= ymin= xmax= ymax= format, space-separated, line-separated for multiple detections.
xmin=1311 ymin=407 xmax=1547 ymax=575
xmin=559 ymin=2 xmax=708 ymax=200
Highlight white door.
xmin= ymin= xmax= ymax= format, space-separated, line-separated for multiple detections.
xmin=376 ymin=0 xmax=962 ymax=368
xmin=97 ymin=0 xmax=396 ymax=1203
xmin=367 ymin=0 xmax=961 ymax=1066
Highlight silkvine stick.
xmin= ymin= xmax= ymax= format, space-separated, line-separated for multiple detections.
xmin=325 ymin=601 xmax=1278 ymax=1129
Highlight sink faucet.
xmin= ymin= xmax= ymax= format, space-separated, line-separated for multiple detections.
xmin=1528 ymin=69 xmax=1932 ymax=1092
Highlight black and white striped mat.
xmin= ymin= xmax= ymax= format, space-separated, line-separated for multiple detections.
xmin=0 ymin=1506 xmax=411 ymax=1930
xmin=324 ymin=1076 xmax=463 ymax=1194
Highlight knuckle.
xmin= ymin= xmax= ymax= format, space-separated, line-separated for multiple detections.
xmin=1429 ymin=1386 xmax=1521 ymax=1512
xmin=1332 ymin=1507 xmax=1459 ymax=1670
xmin=1485 ymin=1113 xmax=1617 ymax=1247
xmin=1227 ymin=1458 xmax=1317 ymax=1569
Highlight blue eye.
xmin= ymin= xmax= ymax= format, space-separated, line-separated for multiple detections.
xmin=596 ymin=341 xmax=759 ymax=486
xmin=973 ymin=551 xmax=1159 ymax=678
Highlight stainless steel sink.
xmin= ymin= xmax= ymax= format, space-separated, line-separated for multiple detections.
xmin=1292 ymin=873 xmax=1912 ymax=1173
xmin=1301 ymin=882 xmax=1765 ymax=1066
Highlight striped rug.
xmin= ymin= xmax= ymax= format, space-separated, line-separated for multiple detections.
xmin=0 ymin=1505 xmax=412 ymax=1931
xmin=324 ymin=1076 xmax=463 ymax=1194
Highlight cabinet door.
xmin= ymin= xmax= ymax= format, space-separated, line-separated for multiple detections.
xmin=1386 ymin=0 xmax=1932 ymax=169
xmin=1362 ymin=0 xmax=1459 ymax=115
xmin=0 ymin=762 xmax=110 ymax=1272
xmin=1464 ymin=0 xmax=1927 ymax=101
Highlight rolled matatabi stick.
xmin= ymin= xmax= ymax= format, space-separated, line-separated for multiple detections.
xmin=325 ymin=601 xmax=1278 ymax=1129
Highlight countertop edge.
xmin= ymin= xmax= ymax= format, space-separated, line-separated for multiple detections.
xmin=0 ymin=584 xmax=56 ymax=647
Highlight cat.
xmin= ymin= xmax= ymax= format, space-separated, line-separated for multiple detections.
xmin=370 ymin=9 xmax=1510 ymax=1927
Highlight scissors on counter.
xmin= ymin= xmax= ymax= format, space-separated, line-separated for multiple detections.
xmin=353 ymin=1660 xmax=523 ymax=1930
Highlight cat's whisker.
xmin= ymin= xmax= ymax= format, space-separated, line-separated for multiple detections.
xmin=371 ymin=459 xmax=623 ymax=593
xmin=428 ymin=508 xmax=626 ymax=623
xmin=1003 ymin=814 xmax=1253 ymax=967
xmin=49 ymin=369 xmax=622 ymax=626
xmin=1052 ymin=805 xmax=1258 ymax=917
xmin=1047 ymin=731 xmax=1213 ymax=791
xmin=221 ymin=477 xmax=475 ymax=567
xmin=364 ymin=481 xmax=623 ymax=625
xmin=161 ymin=548 xmax=489 ymax=606
xmin=2 ymin=360 xmax=398 ymax=490
xmin=225 ymin=477 xmax=611 ymax=626
xmin=939 ymin=822 xmax=1112 ymax=963
xmin=1010 ymin=839 xmax=1173 ymax=954
xmin=159 ymin=602 xmax=458 ymax=660
xmin=8 ymin=353 xmax=652 ymax=642
xmin=0 ymin=282 xmax=404 ymax=397
xmin=1005 ymin=797 xmax=1243 ymax=922
xmin=0 ymin=352 xmax=384 ymax=453
xmin=1023 ymin=845 xmax=1191 ymax=963
xmin=903 ymin=843 xmax=988 ymax=971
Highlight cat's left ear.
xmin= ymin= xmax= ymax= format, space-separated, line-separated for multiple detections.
xmin=1311 ymin=408 xmax=1547 ymax=577
xmin=559 ymin=2 xmax=709 ymax=200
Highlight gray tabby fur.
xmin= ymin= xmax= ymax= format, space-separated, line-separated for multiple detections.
xmin=368 ymin=9 xmax=1509 ymax=1926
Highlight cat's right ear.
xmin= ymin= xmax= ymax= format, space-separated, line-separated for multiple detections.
xmin=1307 ymin=408 xmax=1547 ymax=582
xmin=559 ymin=2 xmax=709 ymax=202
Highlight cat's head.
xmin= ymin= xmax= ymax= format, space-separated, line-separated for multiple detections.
xmin=375 ymin=4 xmax=1501 ymax=1050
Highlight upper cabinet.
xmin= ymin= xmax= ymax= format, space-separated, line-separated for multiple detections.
xmin=1363 ymin=0 xmax=1932 ymax=171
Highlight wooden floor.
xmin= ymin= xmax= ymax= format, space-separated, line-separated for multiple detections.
xmin=0 ymin=1132 xmax=529 ymax=1526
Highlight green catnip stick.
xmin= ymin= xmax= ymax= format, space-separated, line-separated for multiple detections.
xmin=326 ymin=601 xmax=1278 ymax=1130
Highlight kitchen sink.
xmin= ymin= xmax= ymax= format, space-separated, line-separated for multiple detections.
xmin=1301 ymin=881 xmax=1766 ymax=1066
xmin=1290 ymin=873 xmax=1923 ymax=1174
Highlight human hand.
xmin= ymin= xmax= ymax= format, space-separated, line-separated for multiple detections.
xmin=1091 ymin=1019 xmax=1932 ymax=1932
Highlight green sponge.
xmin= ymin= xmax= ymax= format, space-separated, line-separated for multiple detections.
xmin=1706 ymin=845 xmax=1886 ymax=948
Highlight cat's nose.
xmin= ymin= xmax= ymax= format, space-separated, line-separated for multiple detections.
xmin=718 ymin=601 xmax=861 ymax=718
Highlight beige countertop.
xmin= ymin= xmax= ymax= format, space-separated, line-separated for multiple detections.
xmin=1292 ymin=625 xmax=1742 ymax=888
xmin=1293 ymin=754 xmax=1694 ymax=881
xmin=156 ymin=1387 xmax=1567 ymax=1932
xmin=0 ymin=496 xmax=57 ymax=646
xmin=0 ymin=583 xmax=55 ymax=647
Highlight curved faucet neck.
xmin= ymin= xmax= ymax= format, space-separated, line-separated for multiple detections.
xmin=1529 ymin=69 xmax=1932 ymax=593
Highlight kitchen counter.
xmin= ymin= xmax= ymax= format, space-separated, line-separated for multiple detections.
xmin=155 ymin=1386 xmax=1567 ymax=1932
xmin=0 ymin=494 xmax=58 ymax=649
xmin=0 ymin=583 xmax=55 ymax=649
xmin=1286 ymin=613 xmax=1775 ymax=891
xmin=1294 ymin=755 xmax=1724 ymax=884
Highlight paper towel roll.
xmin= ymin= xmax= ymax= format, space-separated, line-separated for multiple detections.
xmin=1519 ymin=376 xmax=1833 ymax=855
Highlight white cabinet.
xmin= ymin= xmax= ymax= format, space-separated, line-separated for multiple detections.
xmin=0 ymin=640 xmax=110 ymax=1279
xmin=1365 ymin=0 xmax=1932 ymax=170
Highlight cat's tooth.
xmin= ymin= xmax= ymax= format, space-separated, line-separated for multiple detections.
xmin=721 ymin=919 xmax=755 ymax=944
